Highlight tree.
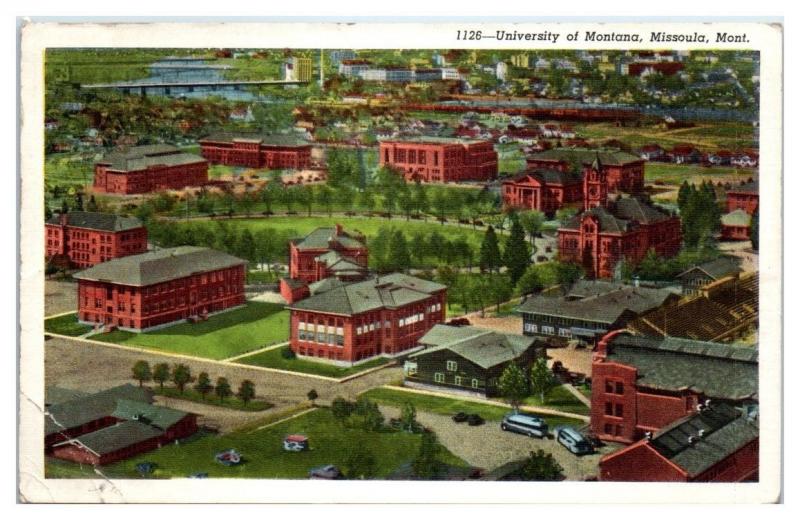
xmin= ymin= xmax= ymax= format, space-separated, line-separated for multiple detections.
xmin=236 ymin=228 xmax=257 ymax=266
xmin=750 ymin=205 xmax=759 ymax=250
xmin=237 ymin=380 xmax=256 ymax=406
xmin=504 ymin=214 xmax=531 ymax=285
xmin=412 ymin=182 xmax=429 ymax=218
xmin=400 ymin=402 xmax=417 ymax=433
xmin=529 ymin=358 xmax=558 ymax=404
xmin=498 ymin=363 xmax=529 ymax=410
xmin=412 ymin=431 xmax=441 ymax=479
xmin=387 ymin=229 xmax=411 ymax=272
xmin=317 ymin=185 xmax=335 ymax=216
xmin=152 ymin=363 xmax=170 ymax=390
xmin=215 ymin=377 xmax=232 ymax=403
xmin=344 ymin=444 xmax=377 ymax=480
xmin=131 ymin=360 xmax=152 ymax=387
xmin=517 ymin=266 xmax=544 ymax=295
xmin=194 ymin=372 xmax=213 ymax=401
xmin=331 ymin=397 xmax=355 ymax=424
xmin=171 ymin=364 xmax=193 ymax=394
xmin=555 ymin=207 xmax=578 ymax=227
xmin=307 ymin=389 xmax=319 ymax=406
xmin=86 ymin=194 xmax=98 ymax=212
xmin=296 ymin=185 xmax=315 ymax=216
xmin=516 ymin=449 xmax=564 ymax=481
xmin=677 ymin=180 xmax=691 ymax=210
xmin=432 ymin=189 xmax=450 ymax=223
xmin=479 ymin=225 xmax=503 ymax=273
xmin=488 ymin=274 xmax=514 ymax=312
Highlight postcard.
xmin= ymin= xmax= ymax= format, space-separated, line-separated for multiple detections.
xmin=18 ymin=20 xmax=782 ymax=503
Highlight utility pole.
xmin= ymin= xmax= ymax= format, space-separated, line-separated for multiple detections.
xmin=319 ymin=49 xmax=325 ymax=90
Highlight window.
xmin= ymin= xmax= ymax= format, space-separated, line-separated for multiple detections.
xmin=542 ymin=326 xmax=555 ymax=335
xmin=615 ymin=403 xmax=624 ymax=417
xmin=471 ymin=379 xmax=480 ymax=389
xmin=605 ymin=402 xmax=613 ymax=415
xmin=454 ymin=376 xmax=463 ymax=386
xmin=524 ymin=322 xmax=538 ymax=333
xmin=434 ymin=373 xmax=445 ymax=383
xmin=558 ymin=328 xmax=572 ymax=338
xmin=615 ymin=382 xmax=624 ymax=394
xmin=446 ymin=360 xmax=457 ymax=371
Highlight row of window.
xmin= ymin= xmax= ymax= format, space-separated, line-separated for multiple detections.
xmin=523 ymin=323 xmax=567 ymax=337
xmin=297 ymin=329 xmax=345 ymax=347
xmin=433 ymin=372 xmax=482 ymax=389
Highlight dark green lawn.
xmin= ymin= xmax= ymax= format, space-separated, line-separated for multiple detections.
xmin=520 ymin=385 xmax=590 ymax=415
xmin=361 ymin=387 xmax=587 ymax=429
xmin=96 ymin=302 xmax=289 ymax=360
xmin=44 ymin=313 xmax=92 ymax=337
xmin=236 ymin=348 xmax=391 ymax=379
xmin=47 ymin=408 xmax=466 ymax=479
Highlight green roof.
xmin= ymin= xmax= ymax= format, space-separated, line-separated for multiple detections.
xmin=721 ymin=209 xmax=752 ymax=227
xmin=98 ymin=145 xmax=206 ymax=172
xmin=294 ymin=227 xmax=366 ymax=250
xmin=379 ymin=136 xmax=487 ymax=145
xmin=676 ymin=256 xmax=743 ymax=281
xmin=606 ymin=335 xmax=758 ymax=400
xmin=412 ymin=325 xmax=541 ymax=369
xmin=287 ymin=273 xmax=445 ymax=316
xmin=563 ymin=197 xmax=674 ymax=232
xmin=200 ymin=132 xmax=311 ymax=147
xmin=650 ymin=403 xmax=759 ymax=477
xmin=59 ymin=420 xmax=165 ymax=456
xmin=46 ymin=384 xmax=153 ymax=435
xmin=531 ymin=148 xmax=642 ymax=168
xmin=112 ymin=398 xmax=188 ymax=430
xmin=73 ymin=246 xmax=246 ymax=287
xmin=46 ymin=211 xmax=144 ymax=232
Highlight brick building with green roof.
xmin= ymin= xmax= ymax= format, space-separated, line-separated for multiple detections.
xmin=73 ymin=246 xmax=246 ymax=332
xmin=93 ymin=144 xmax=209 ymax=194
xmin=528 ymin=147 xmax=645 ymax=193
xmin=378 ymin=136 xmax=497 ymax=183
xmin=286 ymin=273 xmax=447 ymax=365
xmin=198 ymin=132 xmax=312 ymax=169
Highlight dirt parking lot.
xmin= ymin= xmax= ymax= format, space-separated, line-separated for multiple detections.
xmin=381 ymin=405 xmax=613 ymax=480
xmin=45 ymin=280 xmax=77 ymax=316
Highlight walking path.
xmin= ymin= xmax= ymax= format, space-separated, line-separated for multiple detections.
xmin=560 ymin=383 xmax=591 ymax=407
xmin=222 ymin=342 xmax=288 ymax=362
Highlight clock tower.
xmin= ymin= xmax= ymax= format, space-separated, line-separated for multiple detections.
xmin=583 ymin=154 xmax=608 ymax=210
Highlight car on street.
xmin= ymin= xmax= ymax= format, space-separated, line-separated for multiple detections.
xmin=501 ymin=412 xmax=549 ymax=438
xmin=309 ymin=465 xmax=343 ymax=479
xmin=554 ymin=426 xmax=595 ymax=455
xmin=466 ymin=414 xmax=485 ymax=426
xmin=452 ymin=412 xmax=469 ymax=423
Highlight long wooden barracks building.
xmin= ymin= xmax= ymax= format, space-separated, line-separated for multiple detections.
xmin=378 ymin=136 xmax=498 ymax=183
xmin=198 ymin=133 xmax=313 ymax=169
xmin=286 ymin=273 xmax=447 ymax=365
xmin=73 ymin=246 xmax=246 ymax=332
xmin=45 ymin=211 xmax=148 ymax=269
xmin=93 ymin=145 xmax=209 ymax=194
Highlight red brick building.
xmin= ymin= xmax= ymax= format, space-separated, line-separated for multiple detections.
xmin=726 ymin=180 xmax=759 ymax=215
xmin=286 ymin=273 xmax=447 ymax=365
xmin=501 ymin=169 xmax=583 ymax=216
xmin=281 ymin=224 xmax=369 ymax=304
xmin=378 ymin=137 xmax=498 ymax=183
xmin=73 ymin=246 xmax=246 ymax=332
xmin=528 ymin=148 xmax=645 ymax=193
xmin=199 ymin=133 xmax=312 ymax=169
xmin=557 ymin=159 xmax=681 ymax=278
xmin=46 ymin=212 xmax=148 ymax=269
xmin=46 ymin=384 xmax=198 ymax=466
xmin=590 ymin=331 xmax=758 ymax=445
xmin=721 ymin=209 xmax=753 ymax=241
xmin=93 ymin=145 xmax=208 ymax=194
xmin=599 ymin=402 xmax=758 ymax=482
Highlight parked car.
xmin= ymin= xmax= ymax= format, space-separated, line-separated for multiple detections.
xmin=467 ymin=414 xmax=485 ymax=426
xmin=309 ymin=465 xmax=343 ymax=480
xmin=501 ymin=413 xmax=548 ymax=438
xmin=554 ymin=427 xmax=594 ymax=455
xmin=284 ymin=434 xmax=309 ymax=452
xmin=452 ymin=412 xmax=469 ymax=423
xmin=188 ymin=472 xmax=209 ymax=479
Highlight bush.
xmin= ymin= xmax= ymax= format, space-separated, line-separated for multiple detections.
xmin=280 ymin=346 xmax=296 ymax=360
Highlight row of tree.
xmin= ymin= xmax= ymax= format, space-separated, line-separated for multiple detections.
xmin=131 ymin=360 xmax=256 ymax=405
xmin=497 ymin=358 xmax=559 ymax=410
xmin=677 ymin=180 xmax=722 ymax=248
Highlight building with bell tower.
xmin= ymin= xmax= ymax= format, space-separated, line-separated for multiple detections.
xmin=583 ymin=155 xmax=609 ymax=210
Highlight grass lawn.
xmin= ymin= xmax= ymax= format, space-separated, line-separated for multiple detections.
xmin=645 ymin=162 xmax=755 ymax=186
xmin=246 ymin=269 xmax=281 ymax=284
xmin=519 ymin=385 xmax=590 ymax=415
xmin=44 ymin=313 xmax=92 ymax=337
xmin=361 ymin=387 xmax=587 ymax=429
xmin=152 ymin=386 xmax=274 ymax=412
xmin=47 ymin=408 xmax=467 ymax=479
xmin=236 ymin=348 xmax=391 ymax=378
xmin=44 ymin=153 xmax=94 ymax=189
xmin=96 ymin=302 xmax=289 ymax=360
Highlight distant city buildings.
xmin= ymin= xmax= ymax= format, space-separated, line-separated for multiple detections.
xmin=284 ymin=56 xmax=313 ymax=82
xmin=286 ymin=273 xmax=447 ymax=365
xmin=93 ymin=145 xmax=208 ymax=194
xmin=73 ymin=246 xmax=246 ymax=332
xmin=199 ymin=133 xmax=312 ymax=169
xmin=329 ymin=49 xmax=356 ymax=67
xmin=46 ymin=211 xmax=148 ymax=269
xmin=379 ymin=136 xmax=498 ymax=183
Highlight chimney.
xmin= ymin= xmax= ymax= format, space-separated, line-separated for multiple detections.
xmin=335 ymin=223 xmax=343 ymax=236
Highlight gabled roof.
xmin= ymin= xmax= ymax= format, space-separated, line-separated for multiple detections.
xmin=46 ymin=384 xmax=153 ymax=435
xmin=504 ymin=168 xmax=582 ymax=186
xmin=55 ymin=420 xmax=165 ymax=457
xmin=199 ymin=132 xmax=311 ymax=147
xmin=727 ymin=180 xmax=758 ymax=194
xmin=73 ymin=246 xmax=246 ymax=287
xmin=676 ymin=256 xmax=743 ymax=281
xmin=46 ymin=212 xmax=144 ymax=232
xmin=314 ymin=250 xmax=366 ymax=273
xmin=517 ymin=283 xmax=676 ymax=324
xmin=294 ymin=227 xmax=366 ymax=251
xmin=650 ymin=403 xmax=758 ymax=477
xmin=721 ymin=209 xmax=752 ymax=227
xmin=611 ymin=197 xmax=674 ymax=225
xmin=98 ymin=145 xmax=206 ymax=172
xmin=412 ymin=325 xmax=541 ymax=369
xmin=530 ymin=148 xmax=642 ymax=168
xmin=562 ymin=206 xmax=633 ymax=233
xmin=605 ymin=334 xmax=758 ymax=400
xmin=287 ymin=273 xmax=445 ymax=315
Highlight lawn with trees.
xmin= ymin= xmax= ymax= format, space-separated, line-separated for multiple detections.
xmin=97 ymin=302 xmax=289 ymax=360
xmin=47 ymin=406 xmax=467 ymax=480
xmin=236 ymin=347 xmax=391 ymax=379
